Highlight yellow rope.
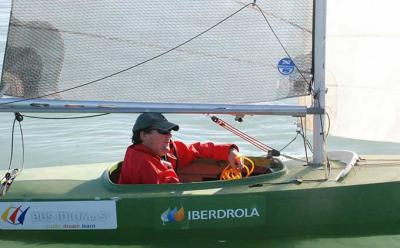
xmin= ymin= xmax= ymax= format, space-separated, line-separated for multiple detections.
xmin=220 ymin=156 xmax=255 ymax=180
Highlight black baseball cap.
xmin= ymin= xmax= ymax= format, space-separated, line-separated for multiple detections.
xmin=133 ymin=113 xmax=179 ymax=132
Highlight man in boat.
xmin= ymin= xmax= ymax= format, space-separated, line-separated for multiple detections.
xmin=118 ymin=113 xmax=243 ymax=184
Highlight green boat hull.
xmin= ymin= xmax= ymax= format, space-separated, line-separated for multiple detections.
xmin=1 ymin=155 xmax=400 ymax=245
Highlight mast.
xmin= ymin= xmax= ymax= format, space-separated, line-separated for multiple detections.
xmin=312 ymin=0 xmax=327 ymax=166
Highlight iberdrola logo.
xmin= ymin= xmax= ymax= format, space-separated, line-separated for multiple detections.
xmin=1 ymin=205 xmax=30 ymax=225
xmin=161 ymin=206 xmax=185 ymax=225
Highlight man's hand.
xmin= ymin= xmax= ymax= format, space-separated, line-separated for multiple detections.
xmin=228 ymin=148 xmax=244 ymax=170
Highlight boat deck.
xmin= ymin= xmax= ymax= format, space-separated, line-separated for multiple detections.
xmin=1 ymin=154 xmax=400 ymax=200
xmin=1 ymin=155 xmax=400 ymax=244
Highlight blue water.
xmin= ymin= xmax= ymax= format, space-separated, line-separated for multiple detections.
xmin=1 ymin=110 xmax=399 ymax=169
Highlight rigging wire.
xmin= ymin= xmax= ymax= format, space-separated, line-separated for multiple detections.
xmin=275 ymin=116 xmax=314 ymax=164
xmin=2 ymin=111 xmax=108 ymax=181
xmin=325 ymin=111 xmax=331 ymax=136
xmin=0 ymin=113 xmax=24 ymax=196
xmin=210 ymin=115 xmax=308 ymax=163
xmin=297 ymin=117 xmax=313 ymax=152
xmin=22 ymin=113 xmax=110 ymax=120
xmin=253 ymin=4 xmax=311 ymax=86
xmin=275 ymin=117 xmax=313 ymax=164
xmin=299 ymin=117 xmax=310 ymax=164
xmin=6 ymin=113 xmax=24 ymax=173
xmin=279 ymin=132 xmax=299 ymax=152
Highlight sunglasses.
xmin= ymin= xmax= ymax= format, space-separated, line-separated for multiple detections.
xmin=147 ymin=128 xmax=171 ymax=135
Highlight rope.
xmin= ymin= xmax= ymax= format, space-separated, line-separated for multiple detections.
xmin=211 ymin=116 xmax=272 ymax=152
xmin=211 ymin=115 xmax=307 ymax=163
xmin=220 ymin=155 xmax=255 ymax=180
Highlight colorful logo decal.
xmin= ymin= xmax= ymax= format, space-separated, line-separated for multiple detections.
xmin=1 ymin=205 xmax=30 ymax=225
xmin=161 ymin=206 xmax=185 ymax=225
xmin=277 ymin=58 xmax=295 ymax=75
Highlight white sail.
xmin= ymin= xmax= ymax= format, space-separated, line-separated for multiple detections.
xmin=303 ymin=0 xmax=400 ymax=144
xmin=0 ymin=1 xmax=11 ymax=80
xmin=0 ymin=0 xmax=313 ymax=106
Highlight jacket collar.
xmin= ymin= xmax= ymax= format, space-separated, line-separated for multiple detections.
xmin=131 ymin=143 xmax=177 ymax=160
xmin=132 ymin=144 xmax=158 ymax=157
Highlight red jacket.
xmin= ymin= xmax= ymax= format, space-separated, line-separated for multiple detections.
xmin=118 ymin=141 xmax=236 ymax=184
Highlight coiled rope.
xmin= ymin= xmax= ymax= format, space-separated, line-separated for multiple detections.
xmin=220 ymin=155 xmax=254 ymax=180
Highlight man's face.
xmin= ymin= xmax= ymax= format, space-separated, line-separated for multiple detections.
xmin=140 ymin=129 xmax=172 ymax=156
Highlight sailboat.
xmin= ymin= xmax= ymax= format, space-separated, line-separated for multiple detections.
xmin=0 ymin=0 xmax=399 ymax=245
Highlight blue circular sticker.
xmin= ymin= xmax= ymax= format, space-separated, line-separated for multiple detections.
xmin=277 ymin=58 xmax=295 ymax=75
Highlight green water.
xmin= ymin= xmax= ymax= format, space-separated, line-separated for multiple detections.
xmin=2 ymin=235 xmax=400 ymax=248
